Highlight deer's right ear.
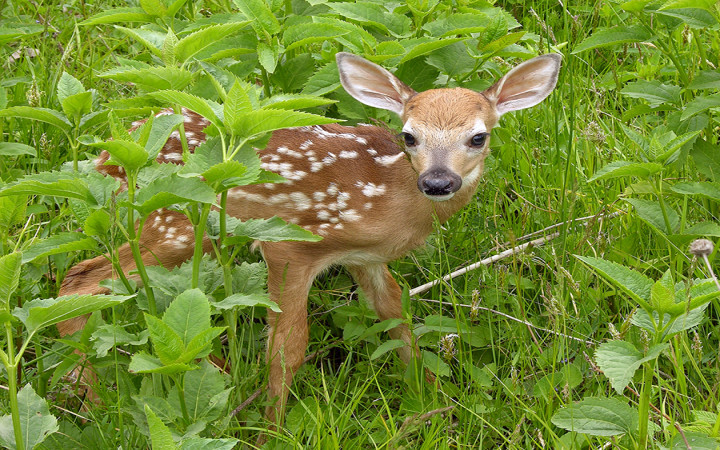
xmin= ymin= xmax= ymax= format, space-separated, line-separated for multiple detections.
xmin=336 ymin=52 xmax=416 ymax=117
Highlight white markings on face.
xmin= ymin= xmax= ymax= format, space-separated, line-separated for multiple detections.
xmin=471 ymin=118 xmax=487 ymax=136
xmin=374 ymin=153 xmax=404 ymax=167
xmin=462 ymin=165 xmax=482 ymax=187
xmin=313 ymin=191 xmax=326 ymax=202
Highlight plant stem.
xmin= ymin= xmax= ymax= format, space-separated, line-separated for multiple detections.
xmin=4 ymin=322 xmax=25 ymax=450
xmin=125 ymin=172 xmax=157 ymax=315
xmin=191 ymin=203 xmax=212 ymax=289
xmin=176 ymin=373 xmax=190 ymax=424
xmin=637 ymin=362 xmax=654 ymax=448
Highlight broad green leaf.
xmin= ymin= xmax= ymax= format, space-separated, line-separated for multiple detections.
xmin=224 ymin=81 xmax=253 ymax=133
xmin=13 ymin=294 xmax=131 ymax=335
xmin=163 ymin=289 xmax=210 ymax=347
xmin=690 ymin=139 xmax=720 ymax=182
xmin=651 ymin=271 xmax=677 ymax=314
xmin=282 ymin=23 xmax=349 ymax=52
xmin=657 ymin=2 xmax=718 ymax=28
xmin=681 ymin=93 xmax=720 ymax=121
xmin=22 ymin=232 xmax=98 ymax=263
xmin=144 ymin=405 xmax=176 ymax=450
xmin=0 ymin=106 xmax=72 ymax=132
xmin=668 ymin=431 xmax=720 ymax=450
xmin=233 ymin=0 xmax=280 ymax=35
xmin=202 ymin=160 xmax=248 ymax=191
xmin=180 ymin=438 xmax=238 ymax=450
xmin=370 ymin=339 xmax=407 ymax=360
xmin=422 ymin=12 xmax=490 ymax=37
xmin=212 ymin=293 xmax=281 ymax=312
xmin=257 ymin=41 xmax=279 ymax=74
xmin=620 ymin=80 xmax=681 ymax=107
xmin=115 ymin=26 xmax=164 ymax=57
xmin=400 ymin=37 xmax=467 ymax=63
xmin=175 ymin=22 xmax=249 ymax=64
xmin=357 ymin=318 xmax=405 ymax=342
xmin=91 ymin=324 xmax=149 ymax=358
xmin=61 ymin=92 xmax=93 ymax=121
xmin=551 ymin=397 xmax=639 ymax=436
xmin=0 ymin=252 xmax=21 ymax=306
xmin=671 ymin=181 xmax=720 ymax=201
xmin=0 ymin=195 xmax=27 ymax=233
xmin=631 ymin=306 xmax=708 ymax=340
xmin=532 ymin=365 xmax=583 ymax=398
xmin=302 ymin=62 xmax=341 ymax=96
xmin=687 ymin=70 xmax=720 ymax=90
xmin=0 ymin=24 xmax=43 ymax=44
xmin=145 ymin=113 xmax=185 ymax=159
xmin=0 ymin=142 xmax=36 ymax=157
xmin=79 ymin=109 xmax=111 ymax=132
xmin=588 ymin=161 xmax=663 ymax=182
xmin=230 ymin=216 xmax=322 ymax=244
xmin=139 ymin=0 xmax=166 ymax=16
xmin=422 ymin=350 xmax=450 ymax=377
xmin=229 ymin=108 xmax=336 ymax=137
xmin=625 ymin=198 xmax=680 ymax=234
xmin=0 ymin=171 xmax=97 ymax=204
xmin=181 ymin=361 xmax=226 ymax=420
xmin=572 ymin=25 xmax=654 ymax=54
xmin=595 ymin=341 xmax=667 ymax=394
xmin=0 ymin=384 xmax=58 ymax=450
xmin=260 ymin=94 xmax=336 ymax=110
xmin=57 ymin=72 xmax=85 ymax=103
xmin=178 ymin=326 xmax=225 ymax=362
xmin=425 ymin=41 xmax=476 ymax=79
xmin=575 ymin=256 xmax=653 ymax=309
xmin=81 ymin=7 xmax=153 ymax=25
xmin=131 ymin=174 xmax=217 ymax=215
xmin=145 ymin=313 xmax=184 ymax=364
xmin=130 ymin=352 xmax=195 ymax=374
xmin=328 ymin=2 xmax=412 ymax=38
xmin=90 ymin=140 xmax=149 ymax=171
xmin=148 ymin=91 xmax=222 ymax=125
xmin=100 ymin=66 xmax=194 ymax=91
xmin=479 ymin=31 xmax=526 ymax=55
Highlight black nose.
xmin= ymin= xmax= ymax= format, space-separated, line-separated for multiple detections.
xmin=417 ymin=168 xmax=462 ymax=197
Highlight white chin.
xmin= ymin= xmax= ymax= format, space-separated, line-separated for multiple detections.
xmin=424 ymin=193 xmax=455 ymax=202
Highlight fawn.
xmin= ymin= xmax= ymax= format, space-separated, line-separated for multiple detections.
xmin=57 ymin=52 xmax=561 ymax=429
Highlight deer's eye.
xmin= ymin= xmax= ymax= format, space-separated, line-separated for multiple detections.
xmin=470 ymin=133 xmax=488 ymax=147
xmin=403 ymin=133 xmax=416 ymax=147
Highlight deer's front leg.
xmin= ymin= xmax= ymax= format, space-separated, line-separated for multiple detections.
xmin=346 ymin=264 xmax=417 ymax=364
xmin=262 ymin=244 xmax=323 ymax=428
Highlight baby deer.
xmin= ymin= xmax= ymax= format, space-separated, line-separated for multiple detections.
xmin=57 ymin=52 xmax=561 ymax=429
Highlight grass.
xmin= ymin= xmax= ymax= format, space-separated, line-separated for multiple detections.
xmin=1 ymin=0 xmax=719 ymax=448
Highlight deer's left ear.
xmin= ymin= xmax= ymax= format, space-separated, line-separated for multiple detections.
xmin=484 ymin=54 xmax=562 ymax=116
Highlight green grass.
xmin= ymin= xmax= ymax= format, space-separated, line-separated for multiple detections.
xmin=1 ymin=0 xmax=719 ymax=448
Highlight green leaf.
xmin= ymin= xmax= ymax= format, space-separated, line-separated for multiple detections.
xmin=212 ymin=293 xmax=281 ymax=312
xmin=175 ymin=22 xmax=249 ymax=64
xmin=650 ymin=271 xmax=677 ymax=314
xmin=140 ymin=0 xmax=167 ymax=16
xmin=233 ymin=0 xmax=280 ymax=35
xmin=575 ymin=255 xmax=653 ymax=309
xmin=588 ymin=161 xmax=663 ymax=182
xmin=22 ymin=232 xmax=98 ymax=263
xmin=229 ymin=108 xmax=336 ymax=138
xmin=0 ymin=24 xmax=43 ymax=45
xmin=224 ymin=81 xmax=253 ymax=133
xmin=163 ymin=289 xmax=210 ymax=347
xmin=687 ymin=70 xmax=720 ymax=90
xmin=257 ymin=41 xmax=280 ymax=74
xmin=0 ymin=171 xmax=97 ymax=205
xmin=423 ymin=12 xmax=490 ymax=37
xmin=144 ymin=405 xmax=176 ymax=450
xmin=282 ymin=23 xmax=350 ymax=52
xmin=357 ymin=318 xmax=405 ymax=341
xmin=572 ymin=25 xmax=654 ymax=54
xmin=260 ymin=94 xmax=336 ymax=111
xmin=0 ymin=252 xmax=22 ymax=306
xmin=657 ymin=2 xmax=718 ymax=28
xmin=690 ymin=139 xmax=720 ymax=182
xmin=179 ymin=326 xmax=225 ymax=363
xmin=0 ymin=142 xmax=36 ymax=157
xmin=631 ymin=306 xmax=708 ymax=340
xmin=400 ymin=37 xmax=467 ymax=63
xmin=179 ymin=438 xmax=238 ymax=450
xmin=57 ymin=72 xmax=86 ymax=103
xmin=145 ymin=313 xmax=184 ymax=364
xmin=551 ymin=397 xmax=639 ymax=436
xmin=0 ymin=384 xmax=58 ymax=450
xmin=90 ymin=139 xmax=149 ymax=171
xmin=145 ymin=113 xmax=185 ymax=159
xmin=328 ymin=2 xmax=412 ymax=38
xmin=13 ymin=294 xmax=131 ymax=335
xmin=671 ymin=181 xmax=720 ymax=201
xmin=129 ymin=352 xmax=195 ymax=374
xmin=202 ymin=160 xmax=248 ymax=191
xmin=370 ymin=339 xmax=407 ymax=360
xmin=422 ymin=350 xmax=450 ymax=377
xmin=61 ymin=92 xmax=93 ymax=121
xmin=302 ymin=62 xmax=341 ymax=96
xmin=230 ymin=216 xmax=322 ymax=244
xmin=91 ymin=324 xmax=149 ymax=358
xmin=131 ymin=174 xmax=217 ymax=215
xmin=181 ymin=361 xmax=228 ymax=421
xmin=148 ymin=91 xmax=222 ymax=126
xmin=681 ymin=93 xmax=720 ymax=121
xmin=625 ymin=197 xmax=680 ymax=234
xmin=80 ymin=7 xmax=154 ymax=25
xmin=100 ymin=66 xmax=194 ymax=91
xmin=620 ymin=80 xmax=681 ymax=107
xmin=0 ymin=195 xmax=27 ymax=234
xmin=595 ymin=341 xmax=667 ymax=394
xmin=115 ymin=26 xmax=164 ymax=57
xmin=0 ymin=106 xmax=72 ymax=132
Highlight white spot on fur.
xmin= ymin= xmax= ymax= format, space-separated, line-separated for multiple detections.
xmin=334 ymin=223 xmax=344 ymax=230
xmin=374 ymin=153 xmax=404 ymax=167
xmin=164 ymin=152 xmax=183 ymax=161
xmin=177 ymin=234 xmax=190 ymax=243
xmin=299 ymin=140 xmax=314 ymax=150
xmin=340 ymin=209 xmax=361 ymax=222
xmin=364 ymin=202 xmax=372 ymax=210
xmin=313 ymin=192 xmax=326 ymax=202
xmin=358 ymin=182 xmax=386 ymax=197
xmin=321 ymin=153 xmax=337 ymax=165
xmin=310 ymin=162 xmax=324 ymax=172
xmin=329 ymin=217 xmax=339 ymax=223
xmin=326 ymin=183 xmax=339 ymax=196
xmin=269 ymin=193 xmax=289 ymax=204
xmin=165 ymin=215 xmax=174 ymax=223
xmin=366 ymin=148 xmax=378 ymax=156
xmin=289 ymin=192 xmax=311 ymax=210
xmin=339 ymin=150 xmax=358 ymax=159
xmin=317 ymin=210 xmax=331 ymax=220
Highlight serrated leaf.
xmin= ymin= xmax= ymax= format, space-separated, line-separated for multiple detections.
xmin=163 ymin=289 xmax=210 ymax=347
xmin=179 ymin=438 xmax=238 ymax=450
xmin=230 ymin=216 xmax=322 ymax=244
xmin=328 ymin=2 xmax=412 ymax=38
xmin=145 ymin=113 xmax=185 ymax=159
xmin=551 ymin=397 xmax=639 ymax=436
xmin=302 ymin=62 xmax=341 ymax=96
xmin=0 ymin=171 xmax=97 ymax=204
xmin=423 ymin=12 xmax=490 ymax=37
xmin=90 ymin=139 xmax=149 ymax=171
xmin=625 ymin=197 xmax=680 ymax=234
xmin=687 ymin=70 xmax=720 ymax=90
xmin=224 ymin=81 xmax=253 ymax=133
xmin=596 ymin=341 xmax=667 ymax=394
xmin=631 ymin=305 xmax=708 ymax=340
xmin=422 ymin=350 xmax=450 ymax=377
xmin=229 ymin=109 xmax=336 ymax=137
xmin=130 ymin=353 xmax=195 ymax=375
xmin=620 ymin=80 xmax=681 ymax=107
xmin=22 ymin=232 xmax=98 ymax=263
xmin=131 ymin=174 xmax=217 ymax=215
xmin=0 ymin=195 xmax=27 ymax=233
xmin=175 ymin=22 xmax=249 ymax=64
xmin=0 ymin=106 xmax=72 ymax=132
xmin=282 ymin=23 xmax=349 ymax=52
xmin=13 ymin=294 xmax=131 ymax=335
xmin=91 ymin=324 xmax=149 ymax=358
xmin=690 ymin=139 xmax=720 ymax=182
xmin=57 ymin=72 xmax=85 ymax=103
xmin=145 ymin=313 xmax=184 ymax=364
xmin=588 ymin=161 xmax=663 ymax=182
xmin=400 ymin=37 xmax=467 ymax=63
xmin=0 ymin=384 xmax=58 ymax=450
xmin=233 ymin=0 xmax=280 ymax=35
xmin=202 ymin=160 xmax=248 ymax=191
xmin=260 ymin=94 xmax=336 ymax=111
xmin=80 ymin=7 xmax=154 ymax=25
xmin=370 ymin=339 xmax=407 ymax=360
xmin=0 ymin=252 xmax=22 ymax=306
xmin=657 ymin=3 xmax=718 ymax=28
xmin=182 ymin=361 xmax=226 ymax=420
xmin=671 ymin=181 xmax=720 ymax=201
xmin=140 ymin=0 xmax=166 ymax=16
xmin=115 ymin=26 xmax=165 ymax=57
xmin=572 ymin=25 xmax=654 ymax=54
xmin=61 ymin=91 xmax=93 ymax=121
xmin=179 ymin=326 xmax=225 ymax=362
xmin=575 ymin=255 xmax=653 ymax=309
xmin=148 ymin=91 xmax=222 ymax=125
xmin=256 ymin=41 xmax=279 ymax=74
xmin=0 ymin=142 xmax=36 ymax=157
xmin=144 ymin=405 xmax=176 ymax=450
xmin=212 ymin=293 xmax=281 ymax=312
xmin=681 ymin=93 xmax=720 ymax=121
xmin=100 ymin=66 xmax=194 ymax=91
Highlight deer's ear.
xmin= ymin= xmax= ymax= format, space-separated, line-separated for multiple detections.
xmin=484 ymin=54 xmax=561 ymax=116
xmin=336 ymin=52 xmax=416 ymax=117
